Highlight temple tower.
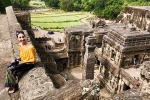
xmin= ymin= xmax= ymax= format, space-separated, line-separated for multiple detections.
xmin=82 ymin=35 xmax=96 ymax=79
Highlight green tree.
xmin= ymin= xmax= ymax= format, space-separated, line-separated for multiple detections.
xmin=0 ymin=0 xmax=12 ymax=13
xmin=92 ymin=0 xmax=107 ymax=17
xmin=0 ymin=0 xmax=31 ymax=13
xmin=103 ymin=0 xmax=124 ymax=18
xmin=81 ymin=0 xmax=94 ymax=11
xmin=73 ymin=0 xmax=82 ymax=11
xmin=44 ymin=0 xmax=59 ymax=8
xmin=92 ymin=0 xmax=125 ymax=19
xmin=10 ymin=0 xmax=31 ymax=7
xmin=59 ymin=0 xmax=74 ymax=11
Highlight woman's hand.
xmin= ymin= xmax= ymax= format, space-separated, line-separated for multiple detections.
xmin=18 ymin=61 xmax=34 ymax=65
xmin=18 ymin=61 xmax=25 ymax=65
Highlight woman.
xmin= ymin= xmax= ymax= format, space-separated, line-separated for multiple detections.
xmin=5 ymin=30 xmax=36 ymax=93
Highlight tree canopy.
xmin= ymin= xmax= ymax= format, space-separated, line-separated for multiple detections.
xmin=0 ymin=0 xmax=12 ymax=13
xmin=43 ymin=0 xmax=59 ymax=8
xmin=1 ymin=0 xmax=150 ymax=18
xmin=0 ymin=0 xmax=31 ymax=13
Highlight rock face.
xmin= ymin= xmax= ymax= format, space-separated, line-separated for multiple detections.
xmin=141 ymin=61 xmax=150 ymax=80
xmin=112 ymin=89 xmax=150 ymax=100
xmin=116 ymin=6 xmax=150 ymax=31
xmin=0 ymin=14 xmax=13 ymax=100
xmin=19 ymin=66 xmax=55 ymax=100
xmin=3 ymin=5 xmax=150 ymax=100
xmin=5 ymin=6 xmax=65 ymax=100
xmin=43 ymin=79 xmax=100 ymax=100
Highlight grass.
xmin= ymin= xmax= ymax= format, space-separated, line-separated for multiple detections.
xmin=31 ymin=15 xmax=87 ymax=22
xmin=29 ymin=1 xmax=93 ymax=32
xmin=29 ymin=1 xmax=46 ymax=8
xmin=32 ymin=22 xmax=83 ymax=27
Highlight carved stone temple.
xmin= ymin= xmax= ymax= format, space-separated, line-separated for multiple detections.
xmin=2 ymin=6 xmax=150 ymax=100
xmin=64 ymin=6 xmax=150 ymax=96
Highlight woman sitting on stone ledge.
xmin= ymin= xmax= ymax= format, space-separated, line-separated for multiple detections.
xmin=5 ymin=30 xmax=36 ymax=93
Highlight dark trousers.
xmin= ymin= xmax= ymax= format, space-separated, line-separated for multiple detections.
xmin=12 ymin=63 xmax=34 ymax=76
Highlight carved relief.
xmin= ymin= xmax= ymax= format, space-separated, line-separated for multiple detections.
xmin=124 ymin=57 xmax=132 ymax=67
xmin=70 ymin=56 xmax=73 ymax=66
xmin=90 ymin=18 xmax=106 ymax=28
xmin=69 ymin=35 xmax=81 ymax=49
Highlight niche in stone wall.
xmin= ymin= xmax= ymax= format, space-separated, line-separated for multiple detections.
xmin=133 ymin=54 xmax=139 ymax=65
xmin=111 ymin=49 xmax=116 ymax=61
xmin=63 ymin=63 xmax=67 ymax=69
xmin=95 ymin=57 xmax=100 ymax=65
xmin=123 ymin=83 xmax=130 ymax=91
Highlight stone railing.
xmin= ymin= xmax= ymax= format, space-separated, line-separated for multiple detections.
xmin=5 ymin=6 xmax=65 ymax=100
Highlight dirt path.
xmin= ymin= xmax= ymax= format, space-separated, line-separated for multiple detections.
xmin=80 ymin=13 xmax=94 ymax=23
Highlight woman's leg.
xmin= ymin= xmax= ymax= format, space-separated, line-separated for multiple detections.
xmin=5 ymin=69 xmax=16 ymax=93
xmin=12 ymin=64 xmax=34 ymax=76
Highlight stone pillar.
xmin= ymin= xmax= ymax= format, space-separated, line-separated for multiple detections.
xmin=117 ymin=78 xmax=122 ymax=93
xmin=99 ymin=63 xmax=102 ymax=73
xmin=120 ymin=81 xmax=124 ymax=91
xmin=82 ymin=36 xmax=96 ymax=79
xmin=118 ymin=54 xmax=123 ymax=68
xmin=108 ymin=72 xmax=112 ymax=85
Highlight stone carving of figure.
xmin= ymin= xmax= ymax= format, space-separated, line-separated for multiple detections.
xmin=69 ymin=35 xmax=81 ymax=49
xmin=90 ymin=18 xmax=106 ymax=28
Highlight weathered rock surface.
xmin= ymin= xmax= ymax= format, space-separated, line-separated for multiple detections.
xmin=0 ymin=14 xmax=12 ymax=100
xmin=112 ymin=89 xmax=150 ymax=100
xmin=116 ymin=6 xmax=150 ymax=31
xmin=2 ymin=6 xmax=150 ymax=100
xmin=18 ymin=65 xmax=55 ymax=100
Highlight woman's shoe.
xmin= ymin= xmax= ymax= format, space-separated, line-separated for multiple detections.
xmin=8 ymin=87 xmax=15 ymax=94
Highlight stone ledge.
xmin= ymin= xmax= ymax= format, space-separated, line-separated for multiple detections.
xmin=5 ymin=6 xmax=65 ymax=100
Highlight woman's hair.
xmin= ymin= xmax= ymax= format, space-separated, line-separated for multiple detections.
xmin=16 ymin=31 xmax=25 ymax=38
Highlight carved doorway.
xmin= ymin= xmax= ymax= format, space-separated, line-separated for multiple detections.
xmin=133 ymin=54 xmax=139 ymax=65
xmin=63 ymin=63 xmax=67 ymax=70
xmin=123 ymin=84 xmax=130 ymax=91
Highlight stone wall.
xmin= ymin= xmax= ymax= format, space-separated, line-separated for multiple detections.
xmin=116 ymin=6 xmax=150 ymax=31
xmin=5 ymin=6 xmax=65 ymax=100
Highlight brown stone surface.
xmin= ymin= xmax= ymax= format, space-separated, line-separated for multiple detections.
xmin=0 ymin=14 xmax=13 ymax=100
xmin=3 ymin=5 xmax=150 ymax=100
xmin=112 ymin=89 xmax=150 ymax=100
xmin=116 ymin=6 xmax=150 ymax=31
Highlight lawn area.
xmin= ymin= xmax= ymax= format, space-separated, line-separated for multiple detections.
xmin=32 ymin=22 xmax=83 ymax=28
xmin=31 ymin=15 xmax=87 ymax=22
xmin=29 ymin=1 xmax=46 ymax=8
xmin=30 ymin=1 xmax=92 ymax=32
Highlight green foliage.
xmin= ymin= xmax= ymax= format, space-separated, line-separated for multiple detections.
xmin=0 ymin=0 xmax=12 ymax=13
xmin=81 ymin=0 xmax=94 ymax=11
xmin=92 ymin=0 xmax=107 ymax=17
xmin=43 ymin=0 xmax=150 ymax=18
xmin=103 ymin=0 xmax=124 ymax=18
xmin=29 ymin=1 xmax=46 ymax=8
xmin=43 ymin=0 xmax=59 ymax=8
xmin=10 ymin=0 xmax=31 ymax=8
xmin=92 ymin=0 xmax=125 ymax=18
xmin=59 ymin=0 xmax=74 ymax=11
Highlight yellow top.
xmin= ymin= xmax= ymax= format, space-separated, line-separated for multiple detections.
xmin=18 ymin=43 xmax=36 ymax=63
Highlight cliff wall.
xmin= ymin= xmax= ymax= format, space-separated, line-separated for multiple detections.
xmin=116 ymin=6 xmax=150 ymax=31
